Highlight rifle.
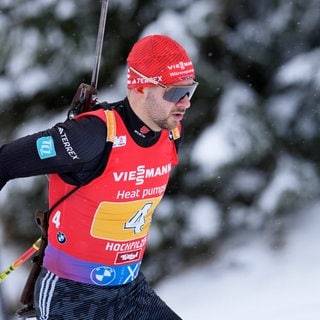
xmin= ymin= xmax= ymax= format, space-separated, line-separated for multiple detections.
xmin=19 ymin=209 xmax=48 ymax=305
xmin=16 ymin=0 xmax=110 ymax=316
xmin=68 ymin=0 xmax=109 ymax=119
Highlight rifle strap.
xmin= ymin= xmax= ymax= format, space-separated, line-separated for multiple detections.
xmin=19 ymin=108 xmax=116 ymax=307
xmin=46 ymin=109 xmax=116 ymax=221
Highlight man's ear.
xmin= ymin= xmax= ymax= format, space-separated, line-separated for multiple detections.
xmin=136 ymin=87 xmax=144 ymax=94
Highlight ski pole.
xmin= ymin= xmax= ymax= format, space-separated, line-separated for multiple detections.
xmin=0 ymin=237 xmax=41 ymax=283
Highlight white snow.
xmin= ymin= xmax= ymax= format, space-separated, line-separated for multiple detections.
xmin=256 ymin=155 xmax=320 ymax=215
xmin=191 ymin=82 xmax=270 ymax=178
xmin=156 ymin=200 xmax=320 ymax=320
xmin=275 ymin=48 xmax=320 ymax=87
xmin=140 ymin=9 xmax=199 ymax=61
xmin=265 ymin=91 xmax=302 ymax=136
xmin=54 ymin=0 xmax=76 ymax=20
xmin=182 ymin=197 xmax=222 ymax=243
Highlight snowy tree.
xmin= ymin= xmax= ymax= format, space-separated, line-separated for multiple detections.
xmin=1 ymin=0 xmax=320 ymax=314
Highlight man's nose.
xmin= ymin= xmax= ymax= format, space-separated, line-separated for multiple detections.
xmin=177 ymin=94 xmax=191 ymax=108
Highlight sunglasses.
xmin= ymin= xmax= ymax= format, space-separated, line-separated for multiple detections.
xmin=129 ymin=67 xmax=198 ymax=103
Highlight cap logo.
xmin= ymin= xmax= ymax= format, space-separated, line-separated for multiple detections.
xmin=126 ymin=35 xmax=195 ymax=88
xmin=128 ymin=74 xmax=163 ymax=86
xmin=167 ymin=61 xmax=192 ymax=71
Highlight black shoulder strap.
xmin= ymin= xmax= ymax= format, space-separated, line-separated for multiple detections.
xmin=47 ymin=109 xmax=116 ymax=217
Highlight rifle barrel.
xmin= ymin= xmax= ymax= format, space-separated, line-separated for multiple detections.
xmin=91 ymin=0 xmax=109 ymax=89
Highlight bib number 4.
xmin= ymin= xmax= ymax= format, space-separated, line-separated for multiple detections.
xmin=52 ymin=210 xmax=61 ymax=228
xmin=124 ymin=203 xmax=152 ymax=234
xmin=91 ymin=197 xmax=161 ymax=241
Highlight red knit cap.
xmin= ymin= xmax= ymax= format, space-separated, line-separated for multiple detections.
xmin=127 ymin=34 xmax=195 ymax=88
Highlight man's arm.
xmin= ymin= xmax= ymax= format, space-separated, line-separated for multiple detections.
xmin=0 ymin=116 xmax=107 ymax=190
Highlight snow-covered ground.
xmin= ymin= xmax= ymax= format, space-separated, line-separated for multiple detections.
xmin=156 ymin=201 xmax=320 ymax=320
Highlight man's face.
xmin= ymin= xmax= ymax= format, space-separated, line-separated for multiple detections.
xmin=142 ymin=79 xmax=193 ymax=131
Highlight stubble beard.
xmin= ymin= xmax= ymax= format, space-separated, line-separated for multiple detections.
xmin=144 ymin=92 xmax=177 ymax=131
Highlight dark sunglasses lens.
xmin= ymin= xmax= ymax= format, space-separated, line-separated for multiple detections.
xmin=163 ymin=85 xmax=197 ymax=103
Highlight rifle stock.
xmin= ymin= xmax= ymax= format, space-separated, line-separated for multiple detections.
xmin=68 ymin=83 xmax=98 ymax=119
xmin=19 ymin=210 xmax=48 ymax=306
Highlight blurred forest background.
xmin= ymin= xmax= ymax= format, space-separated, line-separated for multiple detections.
xmin=1 ymin=0 xmax=320 ymax=316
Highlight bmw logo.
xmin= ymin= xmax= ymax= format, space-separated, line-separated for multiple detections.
xmin=57 ymin=232 xmax=66 ymax=244
xmin=90 ymin=266 xmax=116 ymax=285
